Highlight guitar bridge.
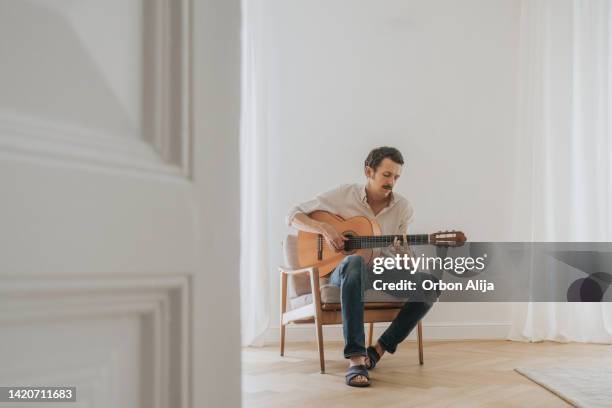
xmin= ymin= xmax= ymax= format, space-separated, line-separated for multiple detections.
xmin=317 ymin=234 xmax=323 ymax=260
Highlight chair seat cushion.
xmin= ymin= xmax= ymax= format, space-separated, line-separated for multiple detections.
xmin=289 ymin=284 xmax=402 ymax=310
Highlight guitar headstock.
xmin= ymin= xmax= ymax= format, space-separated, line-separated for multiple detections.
xmin=430 ymin=230 xmax=466 ymax=246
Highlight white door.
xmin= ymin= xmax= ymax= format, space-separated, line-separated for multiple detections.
xmin=0 ymin=1 xmax=242 ymax=407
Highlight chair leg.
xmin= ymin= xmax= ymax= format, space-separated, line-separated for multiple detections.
xmin=417 ymin=320 xmax=424 ymax=365
xmin=280 ymin=271 xmax=288 ymax=357
xmin=280 ymin=324 xmax=286 ymax=356
xmin=368 ymin=322 xmax=374 ymax=346
xmin=315 ymin=318 xmax=325 ymax=373
xmin=308 ymin=267 xmax=325 ymax=373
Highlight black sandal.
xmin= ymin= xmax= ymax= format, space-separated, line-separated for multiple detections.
xmin=345 ymin=364 xmax=370 ymax=387
xmin=365 ymin=346 xmax=381 ymax=370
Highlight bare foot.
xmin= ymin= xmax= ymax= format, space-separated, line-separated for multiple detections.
xmin=348 ymin=355 xmax=369 ymax=385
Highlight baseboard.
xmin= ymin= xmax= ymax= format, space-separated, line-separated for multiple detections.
xmin=264 ymin=321 xmax=511 ymax=345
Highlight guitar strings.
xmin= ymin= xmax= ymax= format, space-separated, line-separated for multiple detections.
xmin=342 ymin=235 xmax=430 ymax=248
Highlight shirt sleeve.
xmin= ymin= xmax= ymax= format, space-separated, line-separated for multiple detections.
xmin=285 ymin=184 xmax=349 ymax=227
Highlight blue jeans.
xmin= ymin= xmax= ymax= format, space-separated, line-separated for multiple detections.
xmin=329 ymin=254 xmax=440 ymax=358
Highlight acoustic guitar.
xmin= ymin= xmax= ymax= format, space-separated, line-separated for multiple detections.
xmin=297 ymin=210 xmax=466 ymax=276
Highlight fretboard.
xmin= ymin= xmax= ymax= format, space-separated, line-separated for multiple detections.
xmin=343 ymin=234 xmax=429 ymax=250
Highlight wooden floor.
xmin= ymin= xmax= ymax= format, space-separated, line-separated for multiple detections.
xmin=243 ymin=339 xmax=612 ymax=407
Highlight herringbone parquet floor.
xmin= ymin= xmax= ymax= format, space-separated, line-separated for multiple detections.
xmin=243 ymin=339 xmax=612 ymax=407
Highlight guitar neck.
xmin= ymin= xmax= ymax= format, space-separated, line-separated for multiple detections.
xmin=344 ymin=234 xmax=429 ymax=250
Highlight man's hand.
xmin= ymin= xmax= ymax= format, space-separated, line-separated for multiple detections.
xmin=290 ymin=213 xmax=347 ymax=251
xmin=392 ymin=236 xmax=412 ymax=255
xmin=319 ymin=222 xmax=348 ymax=252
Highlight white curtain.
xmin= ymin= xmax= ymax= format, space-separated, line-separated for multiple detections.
xmin=509 ymin=0 xmax=612 ymax=343
xmin=240 ymin=0 xmax=270 ymax=346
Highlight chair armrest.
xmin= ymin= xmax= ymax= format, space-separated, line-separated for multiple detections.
xmin=279 ymin=265 xmax=317 ymax=276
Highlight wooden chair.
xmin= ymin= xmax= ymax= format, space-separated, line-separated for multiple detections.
xmin=279 ymin=235 xmax=424 ymax=373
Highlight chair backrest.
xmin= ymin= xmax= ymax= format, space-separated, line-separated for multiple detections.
xmin=282 ymin=234 xmax=300 ymax=268
xmin=283 ymin=234 xmax=312 ymax=298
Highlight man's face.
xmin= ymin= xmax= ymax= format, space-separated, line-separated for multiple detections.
xmin=365 ymin=158 xmax=403 ymax=197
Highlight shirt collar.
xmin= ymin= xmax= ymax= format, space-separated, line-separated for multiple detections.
xmin=361 ymin=184 xmax=396 ymax=207
xmin=360 ymin=185 xmax=368 ymax=203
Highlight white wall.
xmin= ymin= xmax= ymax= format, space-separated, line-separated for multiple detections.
xmin=262 ymin=0 xmax=522 ymax=340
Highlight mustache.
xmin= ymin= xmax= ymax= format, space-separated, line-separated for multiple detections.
xmin=383 ymin=185 xmax=393 ymax=190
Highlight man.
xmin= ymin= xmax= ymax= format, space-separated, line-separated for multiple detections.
xmin=286 ymin=146 xmax=440 ymax=387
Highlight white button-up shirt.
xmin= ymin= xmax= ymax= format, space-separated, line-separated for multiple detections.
xmin=286 ymin=183 xmax=414 ymax=239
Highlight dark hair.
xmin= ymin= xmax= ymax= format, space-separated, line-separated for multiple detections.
xmin=364 ymin=146 xmax=404 ymax=170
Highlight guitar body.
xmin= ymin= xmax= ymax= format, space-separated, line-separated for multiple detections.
xmin=295 ymin=210 xmax=465 ymax=277
xmin=297 ymin=211 xmax=383 ymax=277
